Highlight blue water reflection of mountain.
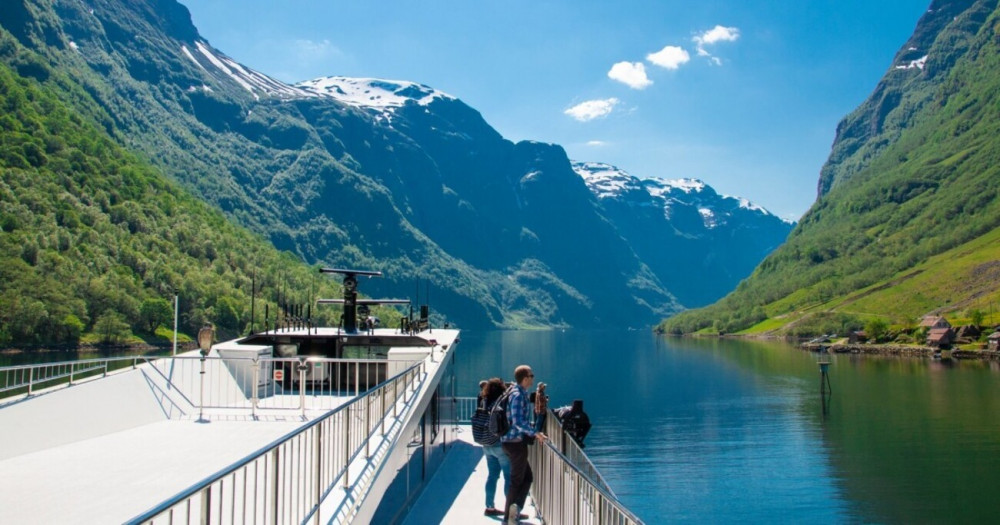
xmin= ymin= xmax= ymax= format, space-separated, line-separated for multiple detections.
xmin=455 ymin=330 xmax=1000 ymax=523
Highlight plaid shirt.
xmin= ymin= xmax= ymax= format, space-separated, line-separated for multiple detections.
xmin=501 ymin=384 xmax=535 ymax=442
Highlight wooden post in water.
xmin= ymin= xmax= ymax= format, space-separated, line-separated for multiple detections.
xmin=819 ymin=353 xmax=832 ymax=416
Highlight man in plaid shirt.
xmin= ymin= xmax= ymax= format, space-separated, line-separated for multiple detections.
xmin=501 ymin=365 xmax=548 ymax=524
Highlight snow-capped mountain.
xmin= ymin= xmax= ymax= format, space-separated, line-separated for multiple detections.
xmin=5 ymin=0 xmax=796 ymax=322
xmin=573 ymin=161 xmax=786 ymax=230
xmin=573 ymin=162 xmax=794 ymax=306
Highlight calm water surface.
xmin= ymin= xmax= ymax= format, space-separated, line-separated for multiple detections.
xmin=453 ymin=330 xmax=1000 ymax=524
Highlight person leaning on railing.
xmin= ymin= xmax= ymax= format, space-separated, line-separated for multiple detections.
xmin=501 ymin=365 xmax=547 ymax=525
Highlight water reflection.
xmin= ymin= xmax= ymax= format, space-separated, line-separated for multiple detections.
xmin=455 ymin=330 xmax=1000 ymax=523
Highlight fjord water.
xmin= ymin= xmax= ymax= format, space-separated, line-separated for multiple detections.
xmin=455 ymin=330 xmax=1000 ymax=523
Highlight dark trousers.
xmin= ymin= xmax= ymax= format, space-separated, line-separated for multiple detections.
xmin=502 ymin=441 xmax=532 ymax=520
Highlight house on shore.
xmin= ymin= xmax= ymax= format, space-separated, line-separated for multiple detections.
xmin=988 ymin=331 xmax=1000 ymax=351
xmin=919 ymin=316 xmax=952 ymax=330
xmin=927 ymin=327 xmax=955 ymax=348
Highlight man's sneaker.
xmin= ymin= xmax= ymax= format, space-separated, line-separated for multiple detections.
xmin=507 ymin=503 xmax=520 ymax=525
xmin=485 ymin=507 xmax=504 ymax=516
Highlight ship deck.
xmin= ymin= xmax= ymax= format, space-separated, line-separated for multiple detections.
xmin=0 ymin=357 xmax=348 ymax=523
xmin=402 ymin=425 xmax=540 ymax=525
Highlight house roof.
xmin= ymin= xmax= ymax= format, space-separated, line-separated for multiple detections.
xmin=927 ymin=327 xmax=953 ymax=342
xmin=920 ymin=316 xmax=949 ymax=327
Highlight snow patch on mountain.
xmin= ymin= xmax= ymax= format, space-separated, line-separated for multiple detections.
xmin=895 ymin=54 xmax=928 ymax=71
xmin=297 ymin=77 xmax=456 ymax=109
xmin=182 ymin=42 xmax=315 ymax=100
xmin=572 ymin=161 xmax=785 ymax=229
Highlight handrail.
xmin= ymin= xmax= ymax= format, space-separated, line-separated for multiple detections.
xmin=451 ymin=396 xmax=642 ymax=524
xmin=542 ymin=407 xmax=616 ymax=498
xmin=127 ymin=359 xmax=427 ymax=525
xmin=0 ymin=356 xmax=152 ymax=400
xmin=530 ymin=437 xmax=644 ymax=525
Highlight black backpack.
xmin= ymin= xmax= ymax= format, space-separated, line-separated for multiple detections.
xmin=472 ymin=396 xmax=499 ymax=445
xmin=487 ymin=386 xmax=514 ymax=440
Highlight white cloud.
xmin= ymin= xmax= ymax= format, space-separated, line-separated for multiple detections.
xmin=565 ymin=98 xmax=620 ymax=122
xmin=695 ymin=25 xmax=740 ymax=46
xmin=293 ymin=39 xmax=342 ymax=62
xmin=647 ymin=45 xmax=690 ymax=70
xmin=693 ymin=25 xmax=739 ymax=64
xmin=607 ymin=61 xmax=652 ymax=89
xmin=586 ymin=140 xmax=608 ymax=147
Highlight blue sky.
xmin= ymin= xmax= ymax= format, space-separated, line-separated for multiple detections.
xmin=181 ymin=0 xmax=931 ymax=220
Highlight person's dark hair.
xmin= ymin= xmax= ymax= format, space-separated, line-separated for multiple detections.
xmin=514 ymin=365 xmax=532 ymax=384
xmin=485 ymin=377 xmax=505 ymax=404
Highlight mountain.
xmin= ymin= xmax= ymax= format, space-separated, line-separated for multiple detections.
xmin=0 ymin=58 xmax=366 ymax=345
xmin=572 ymin=162 xmax=793 ymax=307
xmin=659 ymin=0 xmax=1000 ymax=336
xmin=0 ymin=0 xmax=788 ymax=331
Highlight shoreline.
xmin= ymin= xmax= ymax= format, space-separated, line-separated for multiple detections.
xmin=1 ymin=342 xmax=194 ymax=355
xmin=800 ymin=342 xmax=1000 ymax=361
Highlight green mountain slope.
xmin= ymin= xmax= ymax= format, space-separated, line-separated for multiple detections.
xmin=659 ymin=0 xmax=1000 ymax=335
xmin=0 ymin=0 xmax=685 ymax=329
xmin=0 ymin=56 xmax=388 ymax=345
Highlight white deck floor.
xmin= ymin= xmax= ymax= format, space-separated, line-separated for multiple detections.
xmin=0 ymin=359 xmax=332 ymax=524
xmin=402 ymin=425 xmax=540 ymax=525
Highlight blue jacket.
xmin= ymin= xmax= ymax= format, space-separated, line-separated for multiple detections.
xmin=501 ymin=384 xmax=535 ymax=442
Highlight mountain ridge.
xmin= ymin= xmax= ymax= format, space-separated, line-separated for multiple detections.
xmin=2 ymin=0 xmax=791 ymax=332
xmin=659 ymin=0 xmax=1000 ymax=336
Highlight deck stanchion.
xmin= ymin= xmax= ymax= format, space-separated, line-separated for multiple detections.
xmin=314 ymin=424 xmax=322 ymax=525
xmin=252 ymin=359 xmax=259 ymax=419
xmin=200 ymin=486 xmax=211 ymax=524
xmin=271 ymin=448 xmax=280 ymax=524
xmin=344 ymin=409 xmax=351 ymax=489
xmin=298 ymin=357 xmax=308 ymax=417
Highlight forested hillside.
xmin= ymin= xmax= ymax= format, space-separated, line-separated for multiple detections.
xmin=0 ymin=0 xmax=797 ymax=331
xmin=660 ymin=0 xmax=1000 ymax=335
xmin=0 ymin=54 xmax=380 ymax=345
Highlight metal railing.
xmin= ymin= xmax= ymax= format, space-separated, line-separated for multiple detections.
xmin=531 ymin=408 xmax=642 ymax=525
xmin=1 ymin=355 xmax=420 ymax=417
xmin=146 ymin=356 xmax=401 ymax=413
xmin=450 ymin=395 xmax=479 ymax=422
xmin=541 ymin=408 xmax=616 ymax=499
xmin=0 ymin=356 xmax=148 ymax=400
xmin=529 ymin=438 xmax=643 ymax=525
xmin=127 ymin=359 xmax=428 ymax=525
xmin=452 ymin=396 xmax=642 ymax=524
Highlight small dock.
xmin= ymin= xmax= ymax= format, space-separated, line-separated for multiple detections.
xmin=402 ymin=425 xmax=540 ymax=525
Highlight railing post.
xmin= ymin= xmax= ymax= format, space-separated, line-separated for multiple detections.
xmin=198 ymin=356 xmax=207 ymax=423
xmin=314 ymin=423 xmax=322 ymax=525
xmin=365 ymin=395 xmax=371 ymax=459
xmin=271 ymin=448 xmax=280 ymax=524
xmin=200 ymin=486 xmax=211 ymax=525
xmin=299 ymin=359 xmax=308 ymax=417
xmin=28 ymin=367 xmax=33 ymax=395
xmin=252 ymin=359 xmax=259 ymax=419
xmin=344 ymin=410 xmax=351 ymax=489
xmin=69 ymin=364 xmax=74 ymax=385
xmin=355 ymin=362 xmax=360 ymax=398
xmin=394 ymin=379 xmax=398 ymax=419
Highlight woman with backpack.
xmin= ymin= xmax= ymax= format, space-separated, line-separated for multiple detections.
xmin=473 ymin=377 xmax=511 ymax=516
